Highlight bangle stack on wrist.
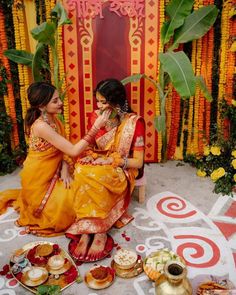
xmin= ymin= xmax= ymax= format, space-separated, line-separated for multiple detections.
xmin=83 ymin=125 xmax=99 ymax=144
xmin=122 ymin=157 xmax=128 ymax=170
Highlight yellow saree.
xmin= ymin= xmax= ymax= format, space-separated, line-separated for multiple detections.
xmin=66 ymin=113 xmax=145 ymax=236
xmin=0 ymin=116 xmax=75 ymax=236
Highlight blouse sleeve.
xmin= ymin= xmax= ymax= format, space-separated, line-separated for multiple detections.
xmin=131 ymin=117 xmax=145 ymax=151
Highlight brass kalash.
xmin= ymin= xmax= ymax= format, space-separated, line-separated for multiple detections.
xmin=155 ymin=260 xmax=192 ymax=295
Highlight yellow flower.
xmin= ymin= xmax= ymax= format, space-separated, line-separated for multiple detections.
xmin=203 ymin=146 xmax=210 ymax=156
xmin=210 ymin=168 xmax=226 ymax=182
xmin=197 ymin=169 xmax=206 ymax=177
xmin=210 ymin=146 xmax=221 ymax=156
xmin=234 ymin=174 xmax=236 ymax=182
xmin=232 ymin=99 xmax=236 ymax=107
xmin=232 ymin=159 xmax=236 ymax=169
xmin=231 ymin=150 xmax=236 ymax=158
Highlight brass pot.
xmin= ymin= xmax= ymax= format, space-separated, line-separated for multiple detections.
xmin=155 ymin=260 xmax=192 ymax=295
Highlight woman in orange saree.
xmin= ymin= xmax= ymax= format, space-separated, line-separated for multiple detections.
xmin=66 ymin=78 xmax=145 ymax=261
xmin=0 ymin=82 xmax=110 ymax=236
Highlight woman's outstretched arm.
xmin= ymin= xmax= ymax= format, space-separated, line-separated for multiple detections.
xmin=32 ymin=109 xmax=111 ymax=157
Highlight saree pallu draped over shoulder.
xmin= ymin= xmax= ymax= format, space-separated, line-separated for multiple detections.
xmin=0 ymin=117 xmax=76 ymax=236
xmin=66 ymin=113 xmax=144 ymax=236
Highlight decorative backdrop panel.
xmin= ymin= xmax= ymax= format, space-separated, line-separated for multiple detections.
xmin=63 ymin=0 xmax=161 ymax=162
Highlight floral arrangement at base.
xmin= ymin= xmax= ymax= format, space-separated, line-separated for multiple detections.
xmin=184 ymin=98 xmax=236 ymax=196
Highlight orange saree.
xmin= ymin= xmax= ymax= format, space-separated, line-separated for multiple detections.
xmin=66 ymin=112 xmax=145 ymax=236
xmin=0 ymin=116 xmax=75 ymax=236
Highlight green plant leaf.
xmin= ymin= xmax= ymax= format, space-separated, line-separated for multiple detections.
xmin=159 ymin=51 xmax=196 ymax=98
xmin=51 ymin=2 xmax=72 ymax=26
xmin=161 ymin=0 xmax=194 ymax=45
xmin=154 ymin=115 xmax=166 ymax=132
xmin=31 ymin=22 xmax=56 ymax=45
xmin=32 ymin=43 xmax=45 ymax=82
xmin=121 ymin=73 xmax=146 ymax=85
xmin=171 ymin=5 xmax=218 ymax=49
xmin=195 ymin=75 xmax=213 ymax=102
xmin=4 ymin=49 xmax=33 ymax=67
xmin=36 ymin=284 xmax=61 ymax=295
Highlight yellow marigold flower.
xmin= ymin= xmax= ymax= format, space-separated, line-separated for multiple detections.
xmin=232 ymin=150 xmax=236 ymax=158
xmin=210 ymin=168 xmax=226 ymax=182
xmin=203 ymin=146 xmax=210 ymax=156
xmin=210 ymin=146 xmax=221 ymax=156
xmin=232 ymin=159 xmax=236 ymax=169
xmin=234 ymin=174 xmax=236 ymax=182
xmin=232 ymin=99 xmax=236 ymax=107
xmin=197 ymin=169 xmax=206 ymax=177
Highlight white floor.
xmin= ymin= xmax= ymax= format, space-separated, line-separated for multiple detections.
xmin=0 ymin=161 xmax=235 ymax=294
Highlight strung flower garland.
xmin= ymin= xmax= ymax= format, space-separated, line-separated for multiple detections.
xmin=217 ymin=1 xmax=231 ymax=130
xmin=12 ymin=1 xmax=28 ymax=122
xmin=58 ymin=25 xmax=70 ymax=139
xmin=155 ymin=0 xmax=165 ymax=161
xmin=45 ymin=0 xmax=54 ymax=84
xmin=205 ymin=25 xmax=214 ymax=143
xmin=0 ymin=7 xmax=19 ymax=147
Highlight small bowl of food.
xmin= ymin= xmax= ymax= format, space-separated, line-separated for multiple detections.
xmin=28 ymin=267 xmax=44 ymax=282
xmin=114 ymin=248 xmax=138 ymax=270
xmin=12 ymin=248 xmax=25 ymax=263
xmin=90 ymin=265 xmax=109 ymax=283
xmin=47 ymin=254 xmax=65 ymax=270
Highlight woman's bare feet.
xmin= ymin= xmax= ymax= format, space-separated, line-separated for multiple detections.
xmin=73 ymin=234 xmax=90 ymax=260
xmin=86 ymin=233 xmax=107 ymax=261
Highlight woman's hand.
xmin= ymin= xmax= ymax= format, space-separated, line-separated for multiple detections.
xmin=93 ymin=108 xmax=111 ymax=129
xmin=92 ymin=157 xmax=113 ymax=165
xmin=60 ymin=161 xmax=73 ymax=188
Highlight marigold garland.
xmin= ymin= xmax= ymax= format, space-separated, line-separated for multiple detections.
xmin=12 ymin=1 xmax=29 ymax=122
xmin=0 ymin=7 xmax=19 ymax=147
xmin=217 ymin=1 xmax=231 ymax=131
xmin=155 ymin=0 xmax=165 ymax=161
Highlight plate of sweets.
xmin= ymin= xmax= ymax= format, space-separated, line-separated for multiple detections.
xmin=143 ymin=248 xmax=185 ymax=281
xmin=197 ymin=278 xmax=235 ymax=295
xmin=111 ymin=248 xmax=143 ymax=278
xmin=10 ymin=241 xmax=80 ymax=294
xmin=84 ymin=265 xmax=115 ymax=290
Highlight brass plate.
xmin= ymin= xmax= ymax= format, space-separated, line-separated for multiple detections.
xmin=10 ymin=241 xmax=79 ymax=294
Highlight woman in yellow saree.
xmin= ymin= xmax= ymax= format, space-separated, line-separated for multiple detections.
xmin=66 ymin=78 xmax=145 ymax=261
xmin=0 ymin=82 xmax=110 ymax=236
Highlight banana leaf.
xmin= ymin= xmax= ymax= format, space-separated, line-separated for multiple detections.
xmin=195 ymin=75 xmax=213 ymax=102
xmin=159 ymin=51 xmax=195 ymax=98
xmin=154 ymin=115 xmax=166 ymax=132
xmin=4 ymin=49 xmax=33 ymax=67
xmin=51 ymin=2 xmax=72 ymax=26
xmin=170 ymin=5 xmax=218 ymax=50
xmin=121 ymin=73 xmax=146 ymax=85
xmin=32 ymin=43 xmax=45 ymax=82
xmin=31 ymin=22 xmax=56 ymax=46
xmin=161 ymin=0 xmax=194 ymax=45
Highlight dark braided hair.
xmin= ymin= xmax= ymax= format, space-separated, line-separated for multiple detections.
xmin=24 ymin=82 xmax=56 ymax=135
